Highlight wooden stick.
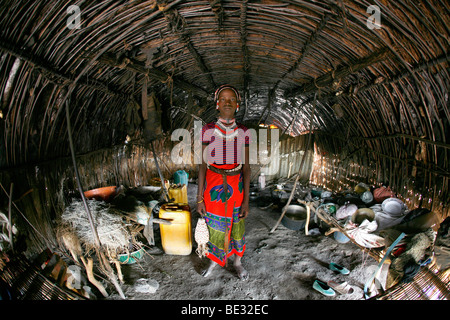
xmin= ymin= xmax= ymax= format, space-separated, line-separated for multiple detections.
xmin=362 ymin=133 xmax=450 ymax=150
xmin=270 ymin=93 xmax=316 ymax=233
xmin=65 ymin=99 xmax=126 ymax=299
xmin=65 ymin=100 xmax=102 ymax=249
xmin=151 ymin=140 xmax=170 ymax=202
xmin=114 ymin=260 xmax=124 ymax=284
xmin=8 ymin=183 xmax=14 ymax=253
xmin=291 ymin=48 xmax=390 ymax=96
xmin=81 ymin=256 xmax=109 ymax=298
xmin=0 ymin=39 xmax=126 ymax=98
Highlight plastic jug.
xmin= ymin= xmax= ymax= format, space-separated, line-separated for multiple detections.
xmin=168 ymin=184 xmax=188 ymax=203
xmin=173 ymin=170 xmax=189 ymax=186
xmin=159 ymin=203 xmax=192 ymax=255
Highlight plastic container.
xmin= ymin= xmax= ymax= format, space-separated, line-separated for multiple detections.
xmin=258 ymin=173 xmax=266 ymax=189
xmin=173 ymin=170 xmax=189 ymax=186
xmin=158 ymin=203 xmax=192 ymax=255
xmin=334 ymin=231 xmax=350 ymax=243
xmin=117 ymin=247 xmax=145 ymax=264
xmin=168 ymin=184 xmax=188 ymax=203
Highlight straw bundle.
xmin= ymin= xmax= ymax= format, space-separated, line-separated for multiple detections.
xmin=60 ymin=199 xmax=138 ymax=256
xmin=57 ymin=198 xmax=145 ymax=298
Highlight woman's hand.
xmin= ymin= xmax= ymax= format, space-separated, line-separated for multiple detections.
xmin=197 ymin=201 xmax=206 ymax=216
xmin=239 ymin=201 xmax=249 ymax=219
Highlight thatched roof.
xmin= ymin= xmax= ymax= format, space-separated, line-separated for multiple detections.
xmin=0 ymin=0 xmax=448 ymax=170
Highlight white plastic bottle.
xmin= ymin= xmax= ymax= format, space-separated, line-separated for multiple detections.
xmin=258 ymin=172 xmax=266 ymax=190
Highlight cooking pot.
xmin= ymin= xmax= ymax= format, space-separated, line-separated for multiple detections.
xmin=281 ymin=204 xmax=308 ymax=231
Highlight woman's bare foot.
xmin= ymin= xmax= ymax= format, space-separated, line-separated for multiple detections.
xmin=201 ymin=260 xmax=217 ymax=277
xmin=234 ymin=256 xmax=249 ymax=281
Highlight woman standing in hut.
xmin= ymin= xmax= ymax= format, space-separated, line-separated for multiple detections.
xmin=197 ymin=85 xmax=251 ymax=280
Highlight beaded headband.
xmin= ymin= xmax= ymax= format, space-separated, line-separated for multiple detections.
xmin=214 ymin=85 xmax=241 ymax=103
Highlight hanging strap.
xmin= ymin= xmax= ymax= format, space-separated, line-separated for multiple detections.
xmin=223 ymin=174 xmax=229 ymax=264
xmin=222 ymin=175 xmax=236 ymax=267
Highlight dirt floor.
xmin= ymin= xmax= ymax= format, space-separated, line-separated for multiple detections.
xmin=106 ymin=184 xmax=382 ymax=301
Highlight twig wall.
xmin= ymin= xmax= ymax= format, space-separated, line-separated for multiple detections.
xmin=0 ymin=0 xmax=448 ymax=255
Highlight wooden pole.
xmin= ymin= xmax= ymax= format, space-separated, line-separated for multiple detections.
xmin=8 ymin=183 xmax=14 ymax=253
xmin=65 ymin=99 xmax=125 ymax=299
xmin=270 ymin=93 xmax=317 ymax=233
xmin=151 ymin=140 xmax=170 ymax=202
xmin=65 ymin=100 xmax=102 ymax=249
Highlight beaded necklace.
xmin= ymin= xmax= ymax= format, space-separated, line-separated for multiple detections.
xmin=214 ymin=117 xmax=238 ymax=141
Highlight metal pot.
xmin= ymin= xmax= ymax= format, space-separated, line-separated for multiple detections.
xmin=281 ymin=204 xmax=308 ymax=230
xmin=249 ymin=191 xmax=259 ymax=202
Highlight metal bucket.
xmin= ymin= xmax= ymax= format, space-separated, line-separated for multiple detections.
xmin=281 ymin=204 xmax=308 ymax=230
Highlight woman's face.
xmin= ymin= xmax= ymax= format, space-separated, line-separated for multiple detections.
xmin=217 ymin=88 xmax=238 ymax=119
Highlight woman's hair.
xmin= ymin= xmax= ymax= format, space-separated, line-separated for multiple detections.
xmin=214 ymin=85 xmax=241 ymax=102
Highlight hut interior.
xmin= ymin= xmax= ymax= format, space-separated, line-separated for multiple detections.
xmin=0 ymin=0 xmax=449 ymax=303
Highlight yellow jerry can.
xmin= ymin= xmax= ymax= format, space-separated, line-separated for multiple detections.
xmin=168 ymin=184 xmax=188 ymax=203
xmin=158 ymin=203 xmax=192 ymax=255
